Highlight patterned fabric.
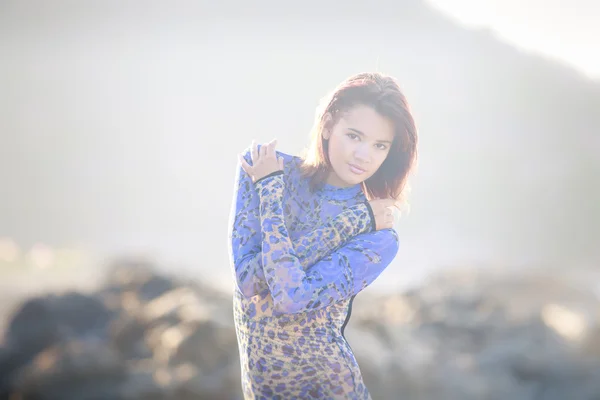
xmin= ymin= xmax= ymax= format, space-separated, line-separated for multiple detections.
xmin=228 ymin=148 xmax=400 ymax=399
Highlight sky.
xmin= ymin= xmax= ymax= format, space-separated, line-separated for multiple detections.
xmin=427 ymin=0 xmax=600 ymax=79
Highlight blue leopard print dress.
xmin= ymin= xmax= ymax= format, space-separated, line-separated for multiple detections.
xmin=228 ymin=148 xmax=400 ymax=400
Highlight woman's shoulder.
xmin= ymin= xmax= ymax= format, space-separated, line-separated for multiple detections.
xmin=277 ymin=150 xmax=302 ymax=166
xmin=277 ymin=151 xmax=305 ymax=188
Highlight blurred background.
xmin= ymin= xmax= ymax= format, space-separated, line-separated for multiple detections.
xmin=0 ymin=0 xmax=599 ymax=399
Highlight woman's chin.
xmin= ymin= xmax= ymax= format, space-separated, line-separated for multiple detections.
xmin=339 ymin=175 xmax=364 ymax=187
xmin=327 ymin=169 xmax=367 ymax=187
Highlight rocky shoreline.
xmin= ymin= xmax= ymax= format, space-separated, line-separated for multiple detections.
xmin=1 ymin=259 xmax=599 ymax=400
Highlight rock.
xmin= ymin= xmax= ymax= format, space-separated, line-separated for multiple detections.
xmin=1 ymin=258 xmax=600 ymax=399
xmin=6 ymin=292 xmax=112 ymax=348
xmin=0 ymin=258 xmax=241 ymax=400
xmin=349 ymin=267 xmax=600 ymax=399
xmin=0 ymin=346 xmax=18 ymax=397
xmin=0 ymin=291 xmax=114 ymax=398
xmin=11 ymin=338 xmax=126 ymax=400
xmin=110 ymin=313 xmax=153 ymax=360
xmin=102 ymin=258 xmax=176 ymax=302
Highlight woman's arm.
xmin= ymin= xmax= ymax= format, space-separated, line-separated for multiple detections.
xmin=228 ymin=150 xmax=376 ymax=298
xmin=255 ymin=173 xmax=399 ymax=314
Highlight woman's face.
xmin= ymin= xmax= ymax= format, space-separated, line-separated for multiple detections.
xmin=324 ymin=105 xmax=395 ymax=187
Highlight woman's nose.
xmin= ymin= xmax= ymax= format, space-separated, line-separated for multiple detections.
xmin=354 ymin=145 xmax=370 ymax=162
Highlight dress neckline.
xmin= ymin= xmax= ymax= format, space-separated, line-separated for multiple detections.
xmin=317 ymin=182 xmax=363 ymax=201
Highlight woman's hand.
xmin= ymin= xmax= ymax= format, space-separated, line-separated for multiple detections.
xmin=239 ymin=139 xmax=284 ymax=183
xmin=367 ymin=198 xmax=399 ymax=230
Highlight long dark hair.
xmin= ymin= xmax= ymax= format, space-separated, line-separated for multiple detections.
xmin=300 ymin=72 xmax=418 ymax=203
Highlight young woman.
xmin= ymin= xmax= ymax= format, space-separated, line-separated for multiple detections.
xmin=228 ymin=72 xmax=418 ymax=399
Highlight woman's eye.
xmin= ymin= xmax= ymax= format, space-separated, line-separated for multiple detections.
xmin=347 ymin=133 xmax=359 ymax=140
xmin=376 ymin=144 xmax=388 ymax=150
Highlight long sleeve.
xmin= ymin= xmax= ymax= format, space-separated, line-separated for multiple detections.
xmin=228 ymin=150 xmax=376 ymax=298
xmin=228 ymin=150 xmax=264 ymax=296
xmin=255 ymin=173 xmax=399 ymax=314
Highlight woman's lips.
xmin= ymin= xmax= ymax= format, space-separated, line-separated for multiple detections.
xmin=348 ymin=163 xmax=366 ymax=175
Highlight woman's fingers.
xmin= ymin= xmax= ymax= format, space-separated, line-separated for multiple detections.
xmin=367 ymin=197 xmax=401 ymax=230
xmin=382 ymin=198 xmax=397 ymax=208
xmin=268 ymin=139 xmax=277 ymax=157
xmin=240 ymin=138 xmax=283 ymax=184
xmin=250 ymin=139 xmax=278 ymax=161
